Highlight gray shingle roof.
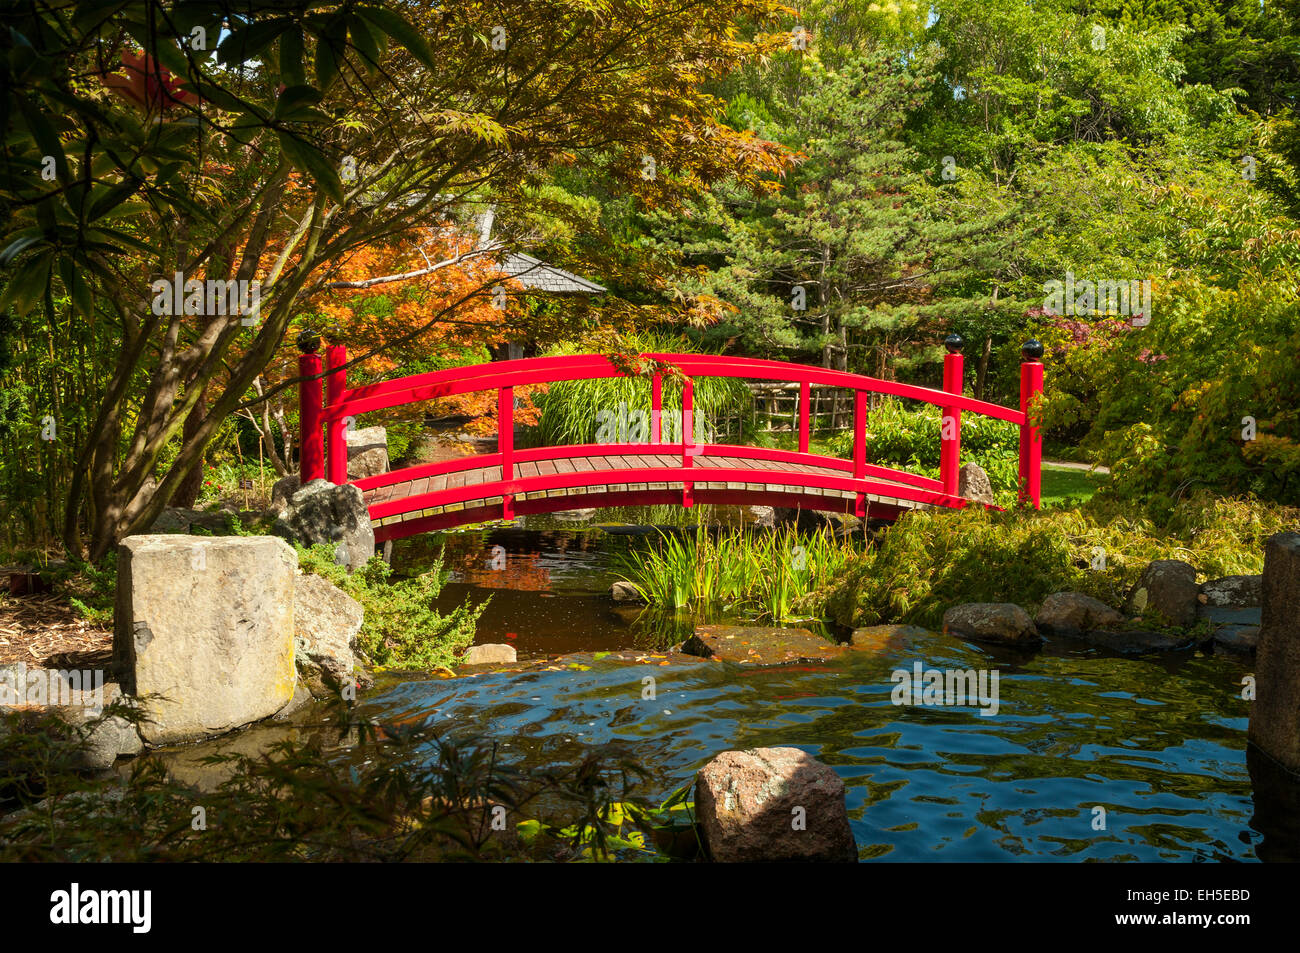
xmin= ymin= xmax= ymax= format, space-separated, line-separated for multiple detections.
xmin=499 ymin=252 xmax=606 ymax=294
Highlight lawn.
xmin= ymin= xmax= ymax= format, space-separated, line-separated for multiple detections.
xmin=1040 ymin=463 xmax=1110 ymax=507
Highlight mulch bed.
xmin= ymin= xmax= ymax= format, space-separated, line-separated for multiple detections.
xmin=0 ymin=593 xmax=113 ymax=669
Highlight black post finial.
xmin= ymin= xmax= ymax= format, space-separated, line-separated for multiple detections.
xmin=944 ymin=333 xmax=964 ymax=354
xmin=1022 ymin=339 xmax=1044 ymax=361
xmin=296 ymin=329 xmax=320 ymax=354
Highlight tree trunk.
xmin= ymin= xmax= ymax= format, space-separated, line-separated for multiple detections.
xmin=169 ymin=383 xmax=208 ymax=508
xmin=976 ymin=335 xmax=992 ymax=402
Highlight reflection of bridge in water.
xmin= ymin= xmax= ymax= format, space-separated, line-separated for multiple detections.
xmin=295 ymin=345 xmax=1045 ymax=543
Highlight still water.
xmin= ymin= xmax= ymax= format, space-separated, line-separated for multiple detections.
xmin=354 ymin=518 xmax=1271 ymax=862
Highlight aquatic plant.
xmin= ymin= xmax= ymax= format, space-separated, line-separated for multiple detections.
xmin=615 ymin=523 xmax=858 ymax=623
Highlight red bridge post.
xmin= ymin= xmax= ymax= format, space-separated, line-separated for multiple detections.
xmin=681 ymin=377 xmax=694 ymax=507
xmin=799 ymin=380 xmax=810 ymax=453
xmin=325 ymin=344 xmax=348 ymax=485
xmin=853 ymin=389 xmax=866 ymax=517
xmin=297 ymin=334 xmax=325 ymax=483
xmin=940 ymin=334 xmax=964 ymax=496
xmin=651 ymin=371 xmax=662 ymax=444
xmin=499 ymin=385 xmax=514 ymax=520
xmin=1018 ymin=340 xmax=1045 ymax=508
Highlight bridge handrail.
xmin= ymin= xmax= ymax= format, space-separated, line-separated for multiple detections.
xmin=324 ymin=352 xmax=1026 ymax=424
xmin=296 ymin=341 xmax=1046 ymax=511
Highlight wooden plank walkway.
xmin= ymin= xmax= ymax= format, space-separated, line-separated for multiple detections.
xmin=361 ymin=452 xmax=936 ymax=530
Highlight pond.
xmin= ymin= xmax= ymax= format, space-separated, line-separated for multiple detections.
xmin=347 ymin=514 xmax=1269 ymax=862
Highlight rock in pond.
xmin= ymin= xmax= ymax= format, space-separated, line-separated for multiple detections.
xmin=681 ymin=624 xmax=848 ymax=665
xmin=1125 ymin=559 xmax=1198 ymax=628
xmin=273 ymin=478 xmax=375 ymax=571
xmin=942 ymin=603 xmax=1041 ymax=646
xmin=294 ymin=572 xmax=365 ymax=697
xmin=1199 ymin=574 xmax=1263 ymax=609
xmin=114 ymin=535 xmax=298 ymax=745
xmin=462 ymin=643 xmax=518 ymax=666
xmin=695 ymin=747 xmax=856 ymax=862
xmin=610 ymin=581 xmax=644 ymax=603
xmin=1034 ymin=592 xmax=1125 ymax=638
xmin=1068 ymin=626 xmax=1198 ymax=654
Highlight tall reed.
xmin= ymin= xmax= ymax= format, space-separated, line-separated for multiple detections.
xmin=615 ymin=524 xmax=857 ymax=623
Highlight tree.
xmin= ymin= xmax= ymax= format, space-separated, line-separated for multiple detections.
xmin=0 ymin=0 xmax=793 ymax=558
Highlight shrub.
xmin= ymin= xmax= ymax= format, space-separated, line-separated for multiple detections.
xmin=296 ymin=544 xmax=485 ymax=670
xmin=825 ymin=492 xmax=1296 ymax=630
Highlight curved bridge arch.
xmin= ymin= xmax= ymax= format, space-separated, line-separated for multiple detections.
xmin=296 ymin=348 xmax=1044 ymax=542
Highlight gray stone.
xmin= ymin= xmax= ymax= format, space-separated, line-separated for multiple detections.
xmin=942 ymin=603 xmax=1041 ymax=646
xmin=610 ymin=581 xmax=644 ymax=603
xmin=64 ymin=685 xmax=143 ymax=770
xmin=1248 ymin=532 xmax=1300 ymax=775
xmin=1125 ymin=559 xmax=1198 ymax=628
xmin=114 ymin=535 xmax=298 ymax=745
xmin=150 ymin=507 xmax=198 ymax=534
xmin=346 ymin=426 xmax=390 ymax=480
xmin=1213 ymin=625 xmax=1260 ymax=655
xmin=294 ymin=572 xmax=364 ymax=693
xmin=957 ymin=463 xmax=995 ymax=505
xmin=695 ymin=747 xmax=856 ymax=862
xmin=462 ymin=643 xmax=517 ymax=665
xmin=273 ymin=478 xmax=375 ymax=571
xmin=270 ymin=474 xmax=301 ymax=511
xmin=749 ymin=506 xmax=776 ymax=528
xmin=1200 ymin=574 xmax=1263 ymax=608
xmin=1072 ymin=626 xmax=1197 ymax=654
xmin=1034 ymin=591 xmax=1125 ymax=638
xmin=682 ymin=624 xmax=848 ymax=664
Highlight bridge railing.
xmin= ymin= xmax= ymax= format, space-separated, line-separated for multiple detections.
xmin=296 ymin=338 xmax=1045 ymax=515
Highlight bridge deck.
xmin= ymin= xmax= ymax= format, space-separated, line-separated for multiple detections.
xmin=362 ymin=451 xmax=937 ymax=533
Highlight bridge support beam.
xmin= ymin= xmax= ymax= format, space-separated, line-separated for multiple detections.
xmin=499 ymin=385 xmax=515 ymax=520
xmin=1018 ymin=340 xmax=1045 ymax=509
xmin=853 ymin=389 xmax=866 ymax=517
xmin=940 ymin=335 xmax=964 ymax=497
xmin=651 ymin=371 xmax=662 ymax=444
xmin=297 ymin=337 xmax=325 ymax=483
xmin=326 ymin=344 xmax=348 ymax=485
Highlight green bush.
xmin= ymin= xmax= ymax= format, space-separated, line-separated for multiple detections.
xmin=827 ymin=398 xmax=1020 ymax=503
xmin=296 ymin=544 xmax=485 ymax=670
xmin=825 ymin=493 xmax=1296 ymax=630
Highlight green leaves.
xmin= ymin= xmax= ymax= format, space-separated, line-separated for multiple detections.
xmin=278 ymin=132 xmax=344 ymax=203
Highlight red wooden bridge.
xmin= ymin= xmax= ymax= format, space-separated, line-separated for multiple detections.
xmin=297 ymin=340 xmax=1044 ymax=543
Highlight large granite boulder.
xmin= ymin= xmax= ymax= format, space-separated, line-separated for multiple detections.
xmin=346 ymin=426 xmax=390 ymax=480
xmin=114 ymin=535 xmax=298 ymax=745
xmin=942 ymin=603 xmax=1041 ymax=646
xmin=1034 ymin=592 xmax=1125 ymax=638
xmin=273 ymin=478 xmax=374 ymax=571
xmin=1248 ymin=532 xmax=1300 ymax=775
xmin=957 ymin=463 xmax=995 ymax=505
xmin=293 ymin=572 xmax=365 ymax=697
xmin=1125 ymin=559 xmax=1198 ymax=627
xmin=695 ymin=747 xmax=856 ymax=862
